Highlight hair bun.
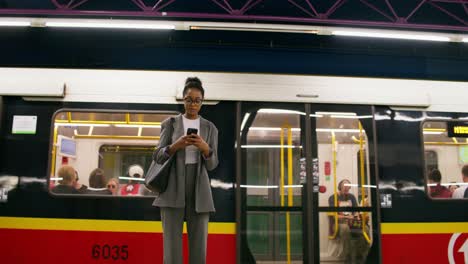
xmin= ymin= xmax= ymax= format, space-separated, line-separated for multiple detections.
xmin=185 ymin=77 xmax=202 ymax=86
xmin=183 ymin=76 xmax=205 ymax=97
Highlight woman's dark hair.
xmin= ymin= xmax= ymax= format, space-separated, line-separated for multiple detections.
xmin=428 ymin=169 xmax=442 ymax=183
xmin=89 ymin=168 xmax=106 ymax=188
xmin=183 ymin=77 xmax=205 ymax=98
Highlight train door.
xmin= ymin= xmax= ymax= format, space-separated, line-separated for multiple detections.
xmin=238 ymin=102 xmax=381 ymax=263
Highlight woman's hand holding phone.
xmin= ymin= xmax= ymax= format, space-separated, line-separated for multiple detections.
xmin=186 ymin=134 xmax=210 ymax=157
xmin=167 ymin=135 xmax=191 ymax=155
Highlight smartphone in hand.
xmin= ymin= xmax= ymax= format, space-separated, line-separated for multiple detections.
xmin=187 ymin=128 xmax=198 ymax=136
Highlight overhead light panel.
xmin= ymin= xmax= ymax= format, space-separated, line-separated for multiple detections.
xmin=332 ymin=30 xmax=450 ymax=42
xmin=114 ymin=124 xmax=161 ymax=128
xmin=0 ymin=21 xmax=30 ymax=27
xmin=189 ymin=22 xmax=320 ymax=34
xmin=190 ymin=25 xmax=318 ymax=34
xmin=46 ymin=21 xmax=175 ymax=30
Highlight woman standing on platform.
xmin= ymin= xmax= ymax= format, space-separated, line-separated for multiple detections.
xmin=152 ymin=77 xmax=219 ymax=264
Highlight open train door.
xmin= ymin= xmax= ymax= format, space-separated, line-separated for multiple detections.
xmin=236 ymin=102 xmax=381 ymax=264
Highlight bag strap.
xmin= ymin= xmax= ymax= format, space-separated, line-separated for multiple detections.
xmin=168 ymin=117 xmax=175 ymax=143
xmin=464 ymin=186 xmax=468 ymax=198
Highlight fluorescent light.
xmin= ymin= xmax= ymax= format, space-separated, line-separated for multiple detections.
xmin=0 ymin=21 xmax=30 ymax=27
xmin=316 ymin=112 xmax=356 ymax=116
xmin=46 ymin=21 xmax=175 ymax=30
xmin=248 ymin=127 xmax=363 ymax=133
xmin=114 ymin=124 xmax=161 ymax=128
xmin=284 ymin=185 xmax=303 ymax=188
xmin=118 ymin=177 xmax=145 ymax=181
xmin=438 ymin=182 xmax=468 ymax=186
xmin=50 ymin=177 xmax=63 ymax=181
xmin=332 ymin=30 xmax=450 ymax=42
xmin=316 ymin=128 xmax=361 ymax=133
xmin=344 ymin=183 xmax=376 ymax=188
xmin=258 ymin=109 xmax=305 ymax=115
xmin=240 ymin=185 xmax=278 ymax=189
xmin=423 ymin=131 xmax=445 ymax=135
xmin=257 ymin=109 xmax=323 ymax=117
xmin=54 ymin=123 xmax=110 ymax=127
xmin=429 ymin=116 xmax=452 ymax=120
xmin=249 ymin=127 xmax=301 ymax=131
xmin=241 ymin=145 xmax=302 ymax=148
xmin=331 ymin=115 xmax=372 ymax=119
xmin=463 ymin=38 xmax=468 ymax=43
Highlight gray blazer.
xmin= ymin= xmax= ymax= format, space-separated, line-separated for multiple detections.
xmin=152 ymin=114 xmax=219 ymax=212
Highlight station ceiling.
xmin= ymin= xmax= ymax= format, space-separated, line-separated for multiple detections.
xmin=0 ymin=0 xmax=467 ymax=33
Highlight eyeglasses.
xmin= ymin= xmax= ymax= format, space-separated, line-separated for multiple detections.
xmin=107 ymin=184 xmax=116 ymax=189
xmin=183 ymin=97 xmax=203 ymax=106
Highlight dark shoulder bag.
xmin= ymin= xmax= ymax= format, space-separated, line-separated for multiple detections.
xmin=145 ymin=118 xmax=175 ymax=193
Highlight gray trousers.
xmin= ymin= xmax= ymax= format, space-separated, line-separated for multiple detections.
xmin=160 ymin=164 xmax=209 ymax=264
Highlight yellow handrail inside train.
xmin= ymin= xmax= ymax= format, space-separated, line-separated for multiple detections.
xmin=329 ymin=131 xmax=339 ymax=240
xmin=55 ymin=111 xmax=162 ymax=126
xmin=280 ymin=128 xmax=285 ymax=207
xmin=50 ymin=125 xmax=58 ymax=178
xmin=359 ymin=122 xmax=372 ymax=244
xmin=55 ymin=120 xmax=162 ymax=126
xmin=287 ymin=126 xmax=293 ymax=208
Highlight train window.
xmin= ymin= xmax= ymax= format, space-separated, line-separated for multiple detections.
xmin=423 ymin=121 xmax=468 ymax=199
xmin=316 ymin=112 xmax=372 ymax=206
xmin=244 ymin=108 xmax=303 ymax=207
xmin=316 ymin=112 xmax=373 ymax=262
xmin=243 ymin=107 xmax=305 ymax=261
xmin=48 ymin=110 xmax=178 ymax=197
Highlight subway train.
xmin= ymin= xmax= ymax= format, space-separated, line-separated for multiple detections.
xmin=0 ymin=68 xmax=468 ymax=264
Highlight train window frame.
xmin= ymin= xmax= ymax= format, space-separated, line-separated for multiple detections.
xmin=421 ymin=119 xmax=468 ymax=200
xmin=47 ymin=108 xmax=180 ymax=198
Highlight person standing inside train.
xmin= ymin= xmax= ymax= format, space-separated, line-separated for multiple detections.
xmin=152 ymin=77 xmax=219 ymax=264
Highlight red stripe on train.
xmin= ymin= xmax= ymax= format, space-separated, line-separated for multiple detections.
xmin=382 ymin=233 xmax=468 ymax=264
xmin=0 ymin=229 xmax=235 ymax=264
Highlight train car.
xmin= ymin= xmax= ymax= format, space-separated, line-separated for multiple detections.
xmin=0 ymin=68 xmax=467 ymax=264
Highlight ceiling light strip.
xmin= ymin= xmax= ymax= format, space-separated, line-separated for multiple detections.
xmin=332 ymin=30 xmax=450 ymax=42
xmin=46 ymin=21 xmax=175 ymax=30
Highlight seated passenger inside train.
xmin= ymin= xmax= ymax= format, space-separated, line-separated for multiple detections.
xmin=448 ymin=182 xmax=459 ymax=194
xmin=106 ymin=178 xmax=119 ymax=196
xmin=84 ymin=168 xmax=112 ymax=195
xmin=120 ymin=164 xmax=146 ymax=196
xmin=51 ymin=165 xmax=79 ymax=194
xmin=328 ymin=179 xmax=369 ymax=263
xmin=428 ymin=169 xmax=451 ymax=198
xmin=73 ymin=170 xmax=88 ymax=194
